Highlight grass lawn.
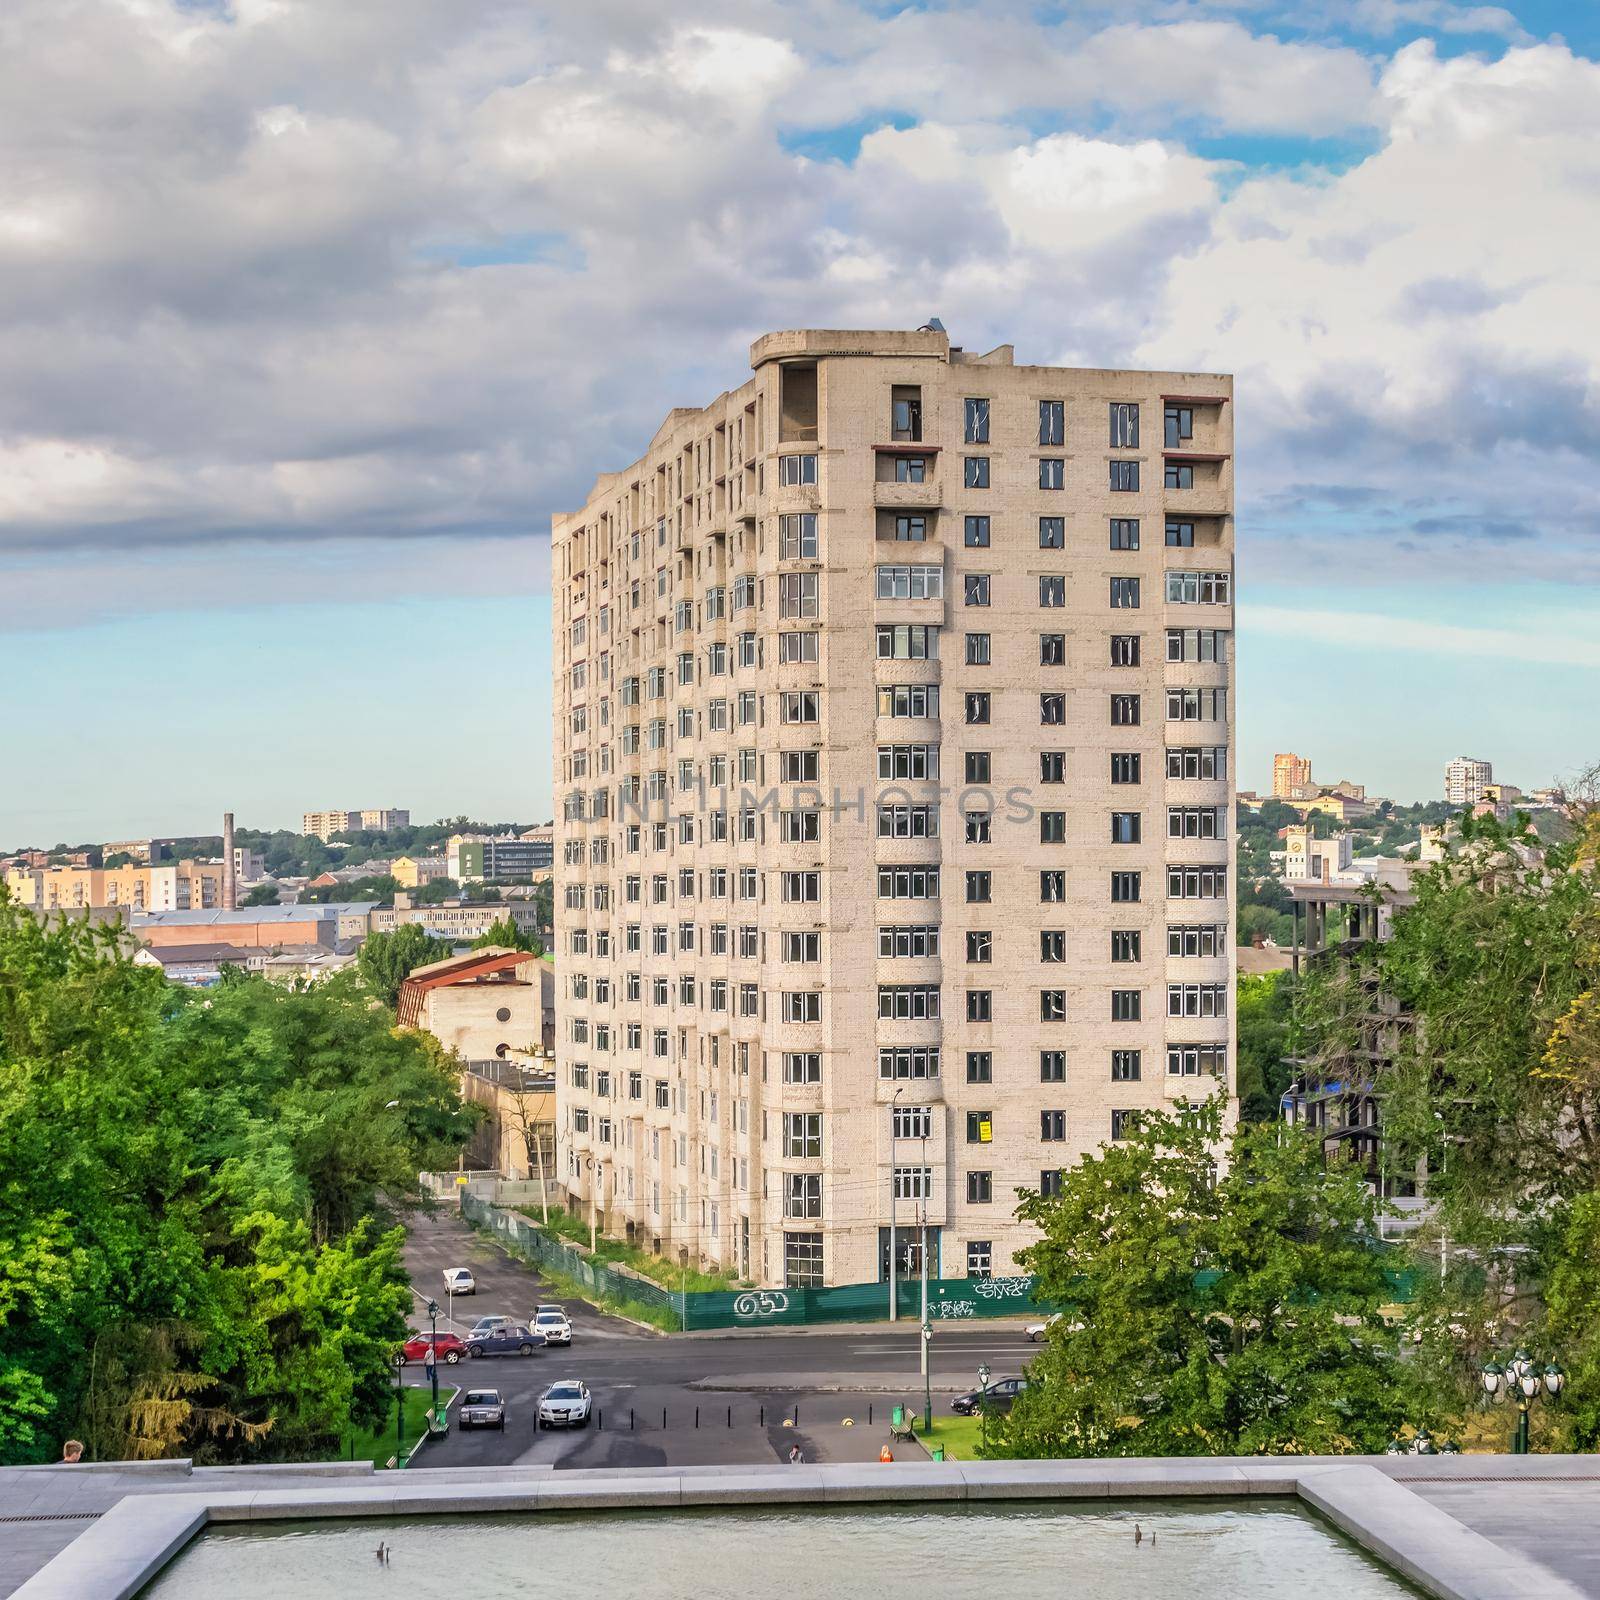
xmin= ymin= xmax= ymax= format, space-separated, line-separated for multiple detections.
xmin=342 ymin=1383 xmax=457 ymax=1469
xmin=517 ymin=1205 xmax=747 ymax=1295
xmin=915 ymin=1410 xmax=990 ymax=1460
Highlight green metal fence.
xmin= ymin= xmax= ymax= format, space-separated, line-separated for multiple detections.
xmin=459 ymin=1192 xmax=1050 ymax=1329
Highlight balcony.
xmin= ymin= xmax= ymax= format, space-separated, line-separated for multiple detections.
xmin=873 ymin=477 xmax=943 ymax=511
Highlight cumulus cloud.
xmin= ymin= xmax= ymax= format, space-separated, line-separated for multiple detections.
xmin=0 ymin=0 xmax=1596 ymax=622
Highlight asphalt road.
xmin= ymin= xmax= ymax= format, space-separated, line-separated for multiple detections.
xmin=401 ymin=1205 xmax=1043 ymax=1471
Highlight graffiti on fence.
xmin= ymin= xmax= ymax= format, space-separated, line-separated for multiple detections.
xmin=934 ymin=1300 xmax=976 ymax=1319
xmin=967 ymin=1276 xmax=1033 ymax=1302
xmin=732 ymin=1289 xmax=790 ymax=1320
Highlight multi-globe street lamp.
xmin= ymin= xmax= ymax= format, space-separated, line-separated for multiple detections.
xmin=1481 ymin=1351 xmax=1565 ymax=1454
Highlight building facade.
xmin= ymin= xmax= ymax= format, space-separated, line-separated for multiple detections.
xmin=552 ymin=326 xmax=1236 ymax=1288
xmin=449 ymin=834 xmax=553 ymax=883
xmin=1444 ymin=757 xmax=1492 ymax=807
xmin=1272 ymin=752 xmax=1313 ymax=799
xmin=301 ymin=808 xmax=410 ymax=840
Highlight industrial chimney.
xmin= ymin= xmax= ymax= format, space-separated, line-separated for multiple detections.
xmin=222 ymin=811 xmax=236 ymax=911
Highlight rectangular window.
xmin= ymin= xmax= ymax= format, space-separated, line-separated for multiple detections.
xmin=1109 ymin=576 xmax=1140 ymax=609
xmin=784 ymin=1233 xmax=824 ymax=1289
xmin=1168 ymin=806 xmax=1225 ymax=840
xmin=1110 ymin=694 xmax=1140 ymax=727
xmin=781 ymin=749 xmax=820 ymax=782
xmin=1165 ymin=570 xmax=1232 ymax=605
xmin=1109 ymin=518 xmax=1139 ymax=551
xmin=966 ymin=1051 xmax=992 ymax=1084
xmin=783 ymin=1052 xmax=822 ymax=1084
xmin=780 ymin=631 xmax=819 ymax=665
xmin=1040 ymin=1050 xmax=1066 ymax=1082
xmin=1039 ymin=457 xmax=1064 ymax=490
xmin=967 ymin=1171 xmax=993 ymax=1204
xmin=966 ymin=929 xmax=992 ymax=964
xmin=892 ymin=514 xmax=927 ymax=542
xmin=779 ymin=572 xmax=819 ymax=619
xmin=779 ymin=453 xmax=817 ymax=486
xmin=964 ymin=397 xmax=990 ymax=444
xmin=878 ymin=924 xmax=941 ymax=959
xmin=1040 ymin=929 xmax=1065 ymax=962
xmin=1109 ymin=402 xmax=1140 ymax=448
xmin=964 ymin=456 xmax=990 ymax=489
xmin=1039 ymin=516 xmax=1064 ymax=550
xmin=1111 ymin=1050 xmax=1142 ymax=1082
xmin=965 ymin=751 xmax=990 ymax=784
xmin=1110 ymin=1111 xmax=1138 ymax=1141
xmin=878 ymin=1046 xmax=941 ymax=1079
xmin=894 ymin=456 xmax=927 ymax=483
xmin=1168 ymin=924 xmax=1227 ymax=958
xmin=1040 ymin=751 xmax=1065 ymax=783
xmin=893 ymin=1166 xmax=933 ymax=1201
xmin=877 ymin=623 xmax=940 ymax=660
xmin=1040 ymin=1170 xmax=1064 ymax=1199
xmin=1167 ymin=865 xmax=1229 ymax=899
xmin=877 ymin=744 xmax=940 ymax=780
xmin=1040 ymin=1110 xmax=1066 ymax=1142
xmin=965 ymin=632 xmax=990 ymax=666
xmin=964 ymin=691 xmax=991 ymax=726
xmin=1166 ymin=688 xmax=1228 ymax=723
xmin=967 ymin=1240 xmax=993 ymax=1280
xmin=1166 ymin=628 xmax=1228 ymax=664
xmin=1111 ymin=812 xmax=1142 ymax=845
xmin=1165 ymin=462 xmax=1194 ymax=490
xmin=893 ymin=1104 xmax=934 ymax=1140
xmin=879 ymin=683 xmax=940 ymax=719
xmin=1039 ymin=400 xmax=1064 ymax=446
xmin=1164 ymin=404 xmax=1194 ymax=448
xmin=780 ymin=512 xmax=818 ymax=560
xmin=1039 ymin=575 xmax=1066 ymax=608
xmin=1111 ymin=989 xmax=1142 ymax=1022
xmin=878 ymin=985 xmax=940 ymax=1021
xmin=784 ymin=1173 xmax=823 ymax=1221
xmin=1110 ymin=752 xmax=1141 ymax=784
xmin=1110 ymin=634 xmax=1140 ymax=667
xmin=1111 ymin=930 xmax=1141 ymax=962
xmin=1110 ymin=460 xmax=1140 ymax=492
xmin=1040 ymin=692 xmax=1066 ymax=726
xmin=1040 ymin=989 xmax=1066 ymax=1021
xmin=1167 ymin=982 xmax=1229 ymax=1018
xmin=965 ymin=870 xmax=992 ymax=904
xmin=965 ymin=1110 xmax=993 ymax=1144
xmin=1168 ymin=1044 xmax=1227 ymax=1078
xmin=1040 ymin=632 xmax=1065 ymax=666
xmin=782 ymin=991 xmax=822 ymax=1024
xmin=1110 ymin=871 xmax=1141 ymax=903
xmin=965 ymin=573 xmax=990 ymax=607
xmin=892 ymin=388 xmax=922 ymax=442
xmin=1040 ymin=869 xmax=1066 ymax=903
xmin=1040 ymin=811 xmax=1066 ymax=844
xmin=877 ymin=804 xmax=939 ymax=839
xmin=964 ymin=515 xmax=991 ymax=549
xmin=1165 ymin=746 xmax=1229 ymax=781
xmin=965 ymin=810 xmax=991 ymax=843
xmin=878 ymin=867 xmax=941 ymax=900
xmin=876 ymin=564 xmax=944 ymax=600
xmin=783 ymin=1113 xmax=822 ymax=1158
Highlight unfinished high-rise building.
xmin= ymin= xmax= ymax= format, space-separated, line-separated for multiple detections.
xmin=553 ymin=326 xmax=1236 ymax=1289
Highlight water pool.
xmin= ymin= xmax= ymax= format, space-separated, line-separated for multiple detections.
xmin=140 ymin=1502 xmax=1418 ymax=1598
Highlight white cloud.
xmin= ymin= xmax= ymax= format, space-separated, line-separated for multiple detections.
xmin=1244 ymin=606 xmax=1600 ymax=670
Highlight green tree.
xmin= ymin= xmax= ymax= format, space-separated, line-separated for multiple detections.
xmin=1235 ymin=970 xmax=1295 ymax=1120
xmin=356 ymin=923 xmax=453 ymax=1008
xmin=0 ymin=892 xmax=476 ymax=1464
xmin=470 ymin=915 xmax=543 ymax=954
xmin=241 ymin=883 xmax=280 ymax=906
xmin=992 ymin=1100 xmax=1418 ymax=1458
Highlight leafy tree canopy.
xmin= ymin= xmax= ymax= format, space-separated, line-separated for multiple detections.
xmin=356 ymin=923 xmax=454 ymax=1008
xmin=471 ymin=915 xmax=543 ymax=955
xmin=0 ymin=894 xmax=476 ymax=1464
xmin=991 ymin=1099 xmax=1419 ymax=1459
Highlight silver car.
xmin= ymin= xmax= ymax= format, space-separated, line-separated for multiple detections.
xmin=458 ymin=1388 xmax=506 ymax=1431
xmin=536 ymin=1380 xmax=592 ymax=1429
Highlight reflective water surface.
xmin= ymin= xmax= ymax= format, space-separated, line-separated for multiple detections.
xmin=141 ymin=1502 xmax=1417 ymax=1598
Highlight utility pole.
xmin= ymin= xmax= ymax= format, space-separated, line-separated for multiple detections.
xmin=919 ymin=1130 xmax=931 ymax=1433
xmin=889 ymin=1087 xmax=903 ymax=1322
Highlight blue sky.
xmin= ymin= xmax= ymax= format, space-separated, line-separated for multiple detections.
xmin=1 ymin=0 xmax=1597 ymax=844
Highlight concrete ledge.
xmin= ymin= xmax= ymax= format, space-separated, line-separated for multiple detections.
xmin=192 ymin=1461 xmax=376 ymax=1480
xmin=11 ymin=1457 xmax=1591 ymax=1600
xmin=1299 ymin=1465 xmax=1586 ymax=1600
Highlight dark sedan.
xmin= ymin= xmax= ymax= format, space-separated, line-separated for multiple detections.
xmin=465 ymin=1323 xmax=547 ymax=1357
xmin=951 ymin=1377 xmax=1028 ymax=1415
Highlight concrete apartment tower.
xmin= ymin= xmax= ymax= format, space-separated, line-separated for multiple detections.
xmin=553 ymin=326 xmax=1236 ymax=1290
xmin=1444 ymin=757 xmax=1493 ymax=807
xmin=221 ymin=811 xmax=236 ymax=911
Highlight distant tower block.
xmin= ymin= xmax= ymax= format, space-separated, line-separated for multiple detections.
xmin=222 ymin=812 xmax=236 ymax=911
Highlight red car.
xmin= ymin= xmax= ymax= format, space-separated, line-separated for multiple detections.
xmin=400 ymin=1332 xmax=467 ymax=1365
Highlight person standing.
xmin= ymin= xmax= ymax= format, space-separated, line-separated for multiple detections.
xmin=61 ymin=1441 xmax=84 ymax=1463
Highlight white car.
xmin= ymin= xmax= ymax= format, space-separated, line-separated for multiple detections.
xmin=443 ymin=1267 xmax=476 ymax=1296
xmin=1026 ymin=1314 xmax=1082 ymax=1342
xmin=537 ymin=1380 xmax=592 ymax=1429
xmin=534 ymin=1305 xmax=572 ymax=1345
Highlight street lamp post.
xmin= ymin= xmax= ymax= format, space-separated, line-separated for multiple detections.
xmin=427 ymin=1298 xmax=442 ymax=1434
xmin=391 ymin=1351 xmax=405 ymax=1463
xmin=1482 ymin=1351 xmax=1565 ymax=1454
xmin=978 ymin=1363 xmax=991 ymax=1410
xmin=919 ymin=1130 xmax=931 ymax=1434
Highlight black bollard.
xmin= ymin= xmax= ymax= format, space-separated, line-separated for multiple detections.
xmin=631 ymin=1408 xmax=636 ymax=1431
xmin=695 ymin=1406 xmax=700 ymax=1429
xmin=727 ymin=1405 xmax=732 ymax=1429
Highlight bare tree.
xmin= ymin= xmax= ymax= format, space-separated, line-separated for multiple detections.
xmin=498 ymin=1055 xmax=554 ymax=1225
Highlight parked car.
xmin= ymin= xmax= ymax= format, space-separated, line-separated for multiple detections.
xmin=533 ymin=1305 xmax=573 ymax=1345
xmin=458 ymin=1388 xmax=506 ymax=1431
xmin=465 ymin=1324 xmax=547 ymax=1357
xmin=400 ymin=1331 xmax=468 ymax=1365
xmin=537 ymin=1380 xmax=592 ymax=1429
xmin=443 ymin=1267 xmax=476 ymax=1296
xmin=951 ymin=1377 xmax=1028 ymax=1416
xmin=467 ymin=1315 xmax=512 ymax=1340
xmin=1025 ymin=1314 xmax=1081 ymax=1342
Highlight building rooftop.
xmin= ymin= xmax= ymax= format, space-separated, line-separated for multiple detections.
xmin=131 ymin=903 xmax=378 ymax=926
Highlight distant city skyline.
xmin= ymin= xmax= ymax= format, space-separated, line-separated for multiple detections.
xmin=2 ymin=2 xmax=1596 ymax=845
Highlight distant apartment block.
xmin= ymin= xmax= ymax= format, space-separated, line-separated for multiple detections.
xmin=448 ymin=832 xmax=554 ymax=883
xmin=301 ymin=808 xmax=410 ymax=840
xmin=5 ymin=859 xmax=229 ymax=914
xmin=369 ymin=898 xmax=544 ymax=941
xmin=392 ymin=854 xmax=448 ymax=888
xmin=553 ymin=325 xmax=1236 ymax=1288
xmin=1444 ymin=757 xmax=1493 ymax=807
xmin=1272 ymin=752 xmax=1313 ymax=799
